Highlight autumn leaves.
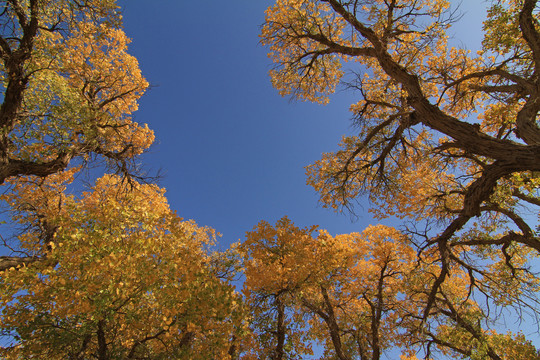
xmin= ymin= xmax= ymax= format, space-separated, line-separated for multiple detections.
xmin=0 ymin=0 xmax=539 ymax=359
xmin=1 ymin=175 xmax=244 ymax=359
xmin=259 ymin=0 xmax=540 ymax=358
xmin=240 ymin=219 xmax=419 ymax=359
xmin=0 ymin=1 xmax=241 ymax=358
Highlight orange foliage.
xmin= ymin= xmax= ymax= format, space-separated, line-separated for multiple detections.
xmin=0 ymin=174 xmax=245 ymax=359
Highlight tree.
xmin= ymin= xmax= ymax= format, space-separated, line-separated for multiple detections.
xmin=240 ymin=217 xmax=318 ymax=359
xmin=0 ymin=0 xmax=152 ymax=182
xmin=262 ymin=0 xmax=540 ymax=338
xmin=0 ymin=2 xmax=250 ymax=358
xmin=241 ymin=217 xmax=540 ymax=359
xmin=0 ymin=0 xmax=153 ymax=270
xmin=0 ymin=173 xmax=246 ymax=359
xmin=0 ymin=0 xmax=151 ymax=183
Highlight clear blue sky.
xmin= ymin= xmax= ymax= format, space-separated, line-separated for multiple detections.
xmin=117 ymin=1 xmax=487 ymax=250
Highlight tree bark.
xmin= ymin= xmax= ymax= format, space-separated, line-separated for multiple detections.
xmin=274 ymin=295 xmax=286 ymax=360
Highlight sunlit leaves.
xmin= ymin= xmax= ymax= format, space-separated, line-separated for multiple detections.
xmin=0 ymin=0 xmax=153 ymax=184
xmin=241 ymin=218 xmax=423 ymax=358
xmin=261 ymin=0 xmax=348 ymax=103
xmin=0 ymin=175 xmax=244 ymax=359
xmin=263 ymin=0 xmax=540 ymax=358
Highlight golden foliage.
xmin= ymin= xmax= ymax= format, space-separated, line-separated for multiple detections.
xmin=0 ymin=174 xmax=244 ymax=359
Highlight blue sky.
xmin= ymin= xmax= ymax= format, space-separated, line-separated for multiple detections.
xmin=118 ymin=1 xmax=487 ymax=250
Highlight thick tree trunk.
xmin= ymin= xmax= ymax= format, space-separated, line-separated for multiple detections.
xmin=97 ymin=320 xmax=108 ymax=360
xmin=274 ymin=295 xmax=286 ymax=360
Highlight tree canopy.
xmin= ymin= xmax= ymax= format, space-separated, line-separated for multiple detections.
xmin=0 ymin=0 xmax=153 ymax=271
xmin=262 ymin=0 xmax=540 ymax=326
xmin=241 ymin=217 xmax=539 ymax=359
xmin=0 ymin=1 xmax=246 ymax=358
xmin=259 ymin=0 xmax=540 ymax=357
xmin=1 ymin=174 xmax=244 ymax=359
xmin=0 ymin=0 xmax=539 ymax=359
xmin=0 ymin=0 xmax=152 ymax=186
